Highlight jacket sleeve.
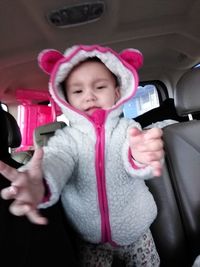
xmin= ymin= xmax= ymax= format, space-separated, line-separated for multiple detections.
xmin=39 ymin=127 xmax=78 ymax=208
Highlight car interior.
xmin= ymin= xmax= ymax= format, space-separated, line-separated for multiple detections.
xmin=0 ymin=0 xmax=200 ymax=266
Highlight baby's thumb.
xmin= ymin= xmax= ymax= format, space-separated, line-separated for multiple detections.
xmin=30 ymin=148 xmax=43 ymax=169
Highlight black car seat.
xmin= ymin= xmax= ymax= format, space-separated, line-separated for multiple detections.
xmin=0 ymin=106 xmax=22 ymax=190
xmin=0 ymin=105 xmax=78 ymax=267
xmin=162 ymin=67 xmax=200 ymax=265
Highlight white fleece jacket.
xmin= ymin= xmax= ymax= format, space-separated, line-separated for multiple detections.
xmin=37 ymin=45 xmax=158 ymax=246
xmin=39 ymin=110 xmax=157 ymax=246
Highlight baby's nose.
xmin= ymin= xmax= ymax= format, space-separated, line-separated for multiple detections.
xmin=85 ymin=91 xmax=96 ymax=102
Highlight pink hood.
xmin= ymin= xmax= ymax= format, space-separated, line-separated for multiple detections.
xmin=38 ymin=44 xmax=143 ymax=122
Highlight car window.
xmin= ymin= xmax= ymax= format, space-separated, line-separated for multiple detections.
xmin=123 ymin=84 xmax=159 ymax=119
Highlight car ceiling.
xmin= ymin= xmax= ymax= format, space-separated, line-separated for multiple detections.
xmin=0 ymin=0 xmax=200 ymax=104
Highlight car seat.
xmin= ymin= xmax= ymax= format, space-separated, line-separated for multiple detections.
xmin=2 ymin=110 xmax=33 ymax=164
xmin=0 ymin=105 xmax=78 ymax=267
xmin=0 ymin=105 xmax=22 ymax=173
xmin=162 ymin=67 xmax=200 ymax=265
xmin=33 ymin=120 xmax=67 ymax=148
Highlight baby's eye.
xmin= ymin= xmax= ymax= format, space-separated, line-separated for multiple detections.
xmin=96 ymin=85 xmax=106 ymax=89
xmin=73 ymin=89 xmax=82 ymax=94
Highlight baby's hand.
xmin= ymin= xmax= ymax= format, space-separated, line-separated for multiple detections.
xmin=0 ymin=148 xmax=47 ymax=225
xmin=129 ymin=127 xmax=164 ymax=176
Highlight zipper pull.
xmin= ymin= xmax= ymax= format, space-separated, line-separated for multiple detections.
xmin=90 ymin=109 xmax=106 ymax=127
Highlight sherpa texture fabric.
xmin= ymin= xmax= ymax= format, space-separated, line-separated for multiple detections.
xmin=37 ymin=45 xmax=157 ymax=246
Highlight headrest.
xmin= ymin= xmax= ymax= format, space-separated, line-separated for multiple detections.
xmin=175 ymin=67 xmax=200 ymax=116
xmin=0 ymin=107 xmax=21 ymax=157
xmin=34 ymin=121 xmax=66 ymax=148
xmin=5 ymin=111 xmax=22 ymax=148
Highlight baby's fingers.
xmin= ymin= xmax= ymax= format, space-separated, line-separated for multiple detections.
xmin=144 ymin=128 xmax=163 ymax=140
xmin=9 ymin=200 xmax=48 ymax=225
xmin=1 ymin=185 xmax=18 ymax=200
xmin=27 ymin=210 xmax=48 ymax=225
xmin=149 ymin=161 xmax=163 ymax=177
xmin=9 ymin=200 xmax=32 ymax=216
xmin=29 ymin=148 xmax=43 ymax=169
xmin=152 ymin=168 xmax=162 ymax=177
xmin=0 ymin=161 xmax=19 ymax=182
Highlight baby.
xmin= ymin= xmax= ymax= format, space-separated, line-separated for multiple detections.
xmin=0 ymin=45 xmax=163 ymax=266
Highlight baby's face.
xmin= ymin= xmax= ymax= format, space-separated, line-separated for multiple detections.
xmin=64 ymin=61 xmax=120 ymax=115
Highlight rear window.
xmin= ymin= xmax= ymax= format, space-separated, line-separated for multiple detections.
xmin=123 ymin=81 xmax=166 ymax=119
xmin=123 ymin=84 xmax=159 ymax=119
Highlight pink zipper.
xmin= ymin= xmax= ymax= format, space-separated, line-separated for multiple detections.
xmin=91 ymin=110 xmax=112 ymax=243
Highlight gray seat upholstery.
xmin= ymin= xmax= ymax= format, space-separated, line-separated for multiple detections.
xmin=162 ymin=68 xmax=200 ymax=264
xmin=33 ymin=121 xmax=67 ymax=148
xmin=12 ymin=150 xmax=34 ymax=164
xmin=174 ymin=68 xmax=200 ymax=117
xmin=146 ymin=163 xmax=191 ymax=266
xmin=143 ymin=68 xmax=200 ymax=267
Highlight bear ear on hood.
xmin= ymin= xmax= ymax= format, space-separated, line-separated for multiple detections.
xmin=38 ymin=49 xmax=64 ymax=74
xmin=119 ymin=48 xmax=143 ymax=70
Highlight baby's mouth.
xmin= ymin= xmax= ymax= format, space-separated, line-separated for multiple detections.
xmin=85 ymin=106 xmax=100 ymax=115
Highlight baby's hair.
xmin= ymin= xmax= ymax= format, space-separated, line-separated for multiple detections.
xmin=82 ymin=57 xmax=119 ymax=87
xmin=61 ymin=56 xmax=119 ymax=100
